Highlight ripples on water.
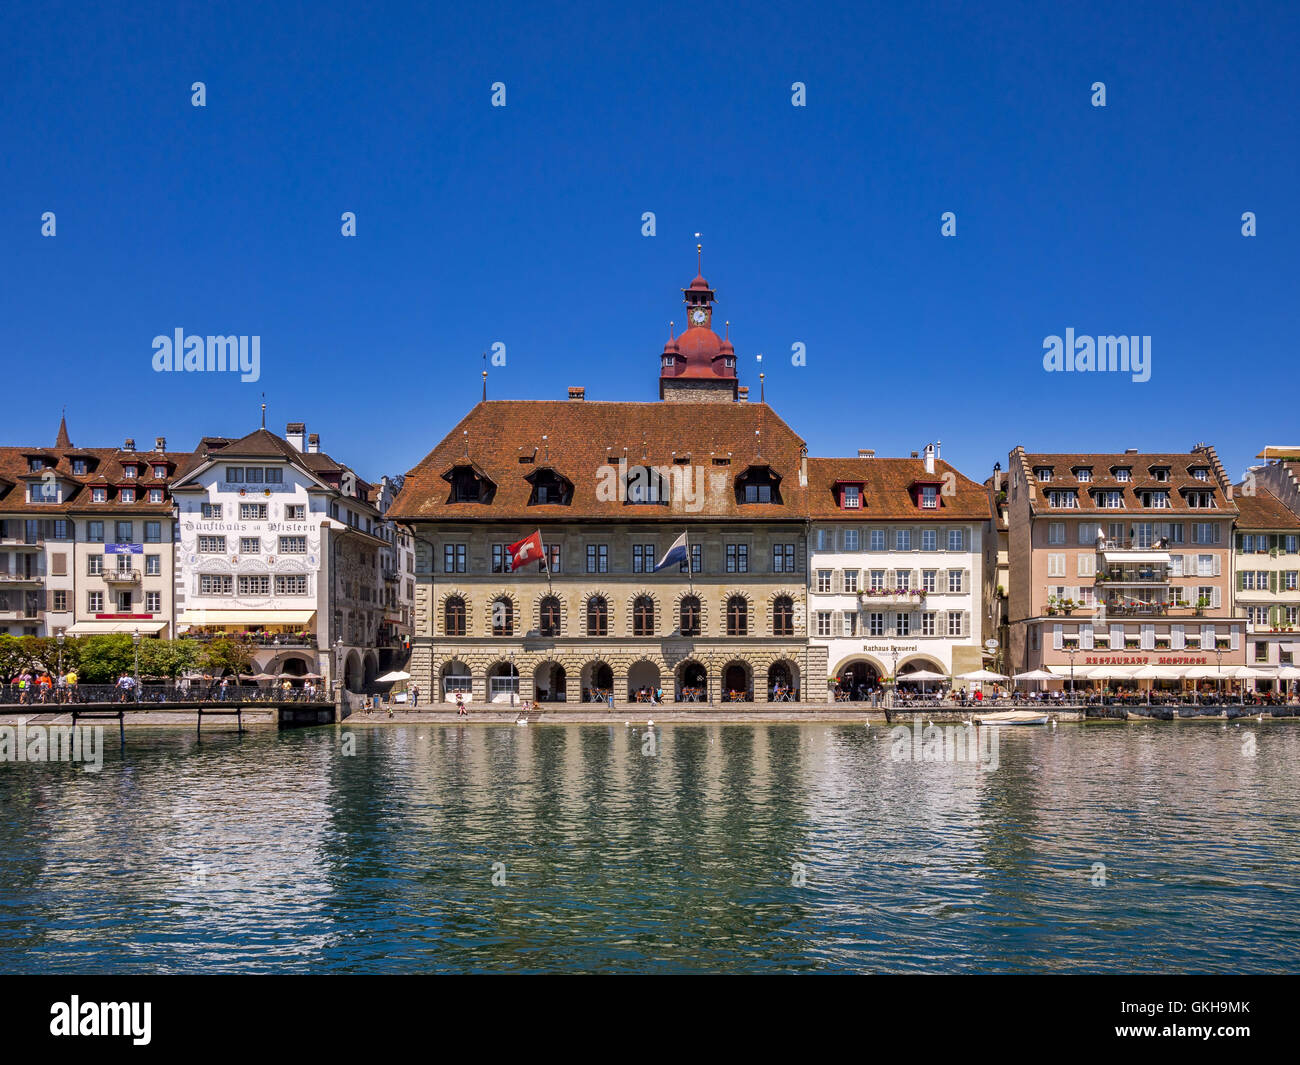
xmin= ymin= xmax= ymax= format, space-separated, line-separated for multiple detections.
xmin=0 ymin=721 xmax=1296 ymax=973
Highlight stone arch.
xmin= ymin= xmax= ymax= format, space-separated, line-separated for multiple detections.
xmin=363 ymin=652 xmax=379 ymax=688
xmin=672 ymin=588 xmax=707 ymax=635
xmin=485 ymin=657 xmax=520 ymax=703
xmin=267 ymin=653 xmax=312 ymax=685
xmin=830 ymin=654 xmax=886 ymax=701
xmin=720 ymin=659 xmax=754 ymax=702
xmin=765 ymin=587 xmax=803 ymax=636
xmin=580 ymin=658 xmax=614 ymax=703
xmin=626 ymin=657 xmax=662 ymax=702
xmin=439 ymin=658 xmax=472 ymax=700
xmin=766 ymin=658 xmax=800 ymax=701
xmin=898 ymin=654 xmax=945 ymax=675
xmin=722 ymin=589 xmax=754 ymax=636
xmin=343 ymin=649 xmax=364 ymax=693
xmin=675 ymin=659 xmax=708 ymax=701
xmin=437 ymin=587 xmax=471 ymax=636
xmin=532 ymin=659 xmax=568 ymax=702
xmin=624 ymin=588 xmax=662 ymax=636
xmin=533 ymin=593 xmax=567 ymax=637
xmin=484 ymin=591 xmax=517 ymax=637
xmin=581 ymin=588 xmax=613 ymax=636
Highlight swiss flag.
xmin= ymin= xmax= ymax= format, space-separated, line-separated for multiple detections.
xmin=507 ymin=530 xmax=544 ymax=572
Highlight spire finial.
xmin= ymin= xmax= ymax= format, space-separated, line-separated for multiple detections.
xmin=482 ymin=352 xmax=488 ymax=401
xmin=669 ymin=320 xmax=675 ymax=340
xmin=694 ymin=232 xmax=702 ymax=274
xmin=260 ymin=394 xmax=266 ymax=429
xmin=725 ymin=319 xmax=730 ymax=339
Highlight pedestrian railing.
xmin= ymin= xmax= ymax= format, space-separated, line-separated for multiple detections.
xmin=0 ymin=683 xmax=331 ymax=706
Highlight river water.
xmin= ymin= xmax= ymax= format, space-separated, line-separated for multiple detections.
xmin=0 ymin=720 xmax=1296 ymax=973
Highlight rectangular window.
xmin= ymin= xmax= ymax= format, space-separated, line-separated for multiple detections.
xmin=948 ymin=570 xmax=964 ymax=593
xmin=1047 ymin=553 xmax=1066 ymax=577
xmin=53 ymin=590 xmax=67 ymax=612
xmin=895 ymin=570 xmax=910 ymax=590
xmin=225 ymin=467 xmax=245 ymax=482
xmin=842 ymin=485 xmax=860 ymax=509
xmin=239 ymin=537 xmax=260 ymax=554
xmin=726 ymin=543 xmax=748 ymax=573
xmin=843 ymin=611 xmax=857 ymax=636
xmin=87 ymin=555 xmax=102 ymax=576
xmin=147 ymin=488 xmax=163 ymax=504
xmin=143 ymin=520 xmax=162 ymax=542
xmin=815 ymin=612 xmax=832 ymax=637
xmin=540 ymin=544 xmax=561 ymax=574
xmin=1048 ymin=522 xmax=1066 ymax=545
xmin=844 ymin=569 xmax=859 ymax=593
xmin=201 ymin=503 xmax=222 ymax=519
xmin=633 ymin=544 xmax=655 ymax=573
xmin=843 ymin=528 xmax=860 ymax=551
xmin=586 ymin=544 xmax=608 ymax=573
xmin=88 ymin=592 xmax=103 ymax=613
xmin=772 ymin=543 xmax=796 ymax=572
xmin=896 ymin=529 xmax=912 ymax=550
xmin=921 ymin=529 xmax=937 ymax=552
xmin=276 ymin=575 xmax=308 ymax=595
xmin=947 ymin=611 xmax=964 ymax=637
xmin=870 ymin=529 xmax=886 ymax=551
xmin=947 ymin=528 xmax=964 ymax=551
xmin=240 ymin=503 xmax=267 ymax=520
xmin=444 ymin=544 xmax=466 ymax=573
xmin=921 ymin=611 xmax=936 ymax=636
xmin=896 ymin=612 xmax=910 ymax=636
xmin=238 ymin=575 xmax=271 ymax=596
xmin=88 ymin=521 xmax=104 ymax=543
xmin=198 ymin=536 xmax=226 ymax=553
xmin=679 ymin=544 xmax=701 ymax=574
xmin=869 ymin=612 xmax=884 ymax=637
xmin=816 ymin=569 xmax=832 ymax=593
xmin=118 ymin=590 xmax=135 ymax=611
xmin=145 ymin=591 xmax=161 ymax=612
xmin=279 ymin=536 xmax=307 ymax=554
xmin=286 ymin=504 xmax=306 ymax=520
xmin=922 ymin=569 xmax=937 ymax=593
xmin=921 ymin=485 xmax=938 ymax=509
xmin=870 ymin=569 xmax=886 ymax=590
xmin=200 ymin=574 xmax=232 ymax=595
xmin=264 ymin=467 xmax=283 ymax=483
xmin=115 ymin=521 xmax=133 ymax=544
xmin=145 ymin=554 xmax=161 ymax=575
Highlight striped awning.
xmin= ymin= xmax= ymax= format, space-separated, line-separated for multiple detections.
xmin=66 ymin=620 xmax=168 ymax=635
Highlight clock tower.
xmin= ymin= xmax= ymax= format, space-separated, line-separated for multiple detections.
xmin=658 ymin=246 xmax=739 ymax=403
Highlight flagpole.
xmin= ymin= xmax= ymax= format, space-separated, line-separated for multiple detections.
xmin=542 ymin=533 xmax=552 ymax=590
xmin=685 ymin=528 xmax=693 ymax=595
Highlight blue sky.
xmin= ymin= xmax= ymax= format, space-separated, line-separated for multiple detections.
xmin=2 ymin=0 xmax=1297 ymax=486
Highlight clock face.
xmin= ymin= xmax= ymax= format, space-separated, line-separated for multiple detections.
xmin=690 ymin=308 xmax=708 ymax=326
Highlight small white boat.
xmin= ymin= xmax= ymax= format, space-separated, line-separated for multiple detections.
xmin=973 ymin=709 xmax=1050 ymax=726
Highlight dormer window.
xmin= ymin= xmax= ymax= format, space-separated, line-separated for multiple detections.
xmin=527 ymin=468 xmax=573 ymax=506
xmin=842 ymin=485 xmax=861 ymax=509
xmin=921 ymin=485 xmax=938 ymax=509
xmin=1114 ymin=467 xmax=1131 ymax=482
xmin=1140 ymin=490 xmax=1170 ymax=509
xmin=1095 ymin=490 xmax=1125 ymax=508
xmin=28 ymin=481 xmax=59 ymax=503
xmin=662 ymin=356 xmax=674 ymax=369
xmin=122 ymin=465 xmax=138 ymax=479
xmin=1034 ymin=467 xmax=1053 ymax=482
xmin=1150 ymin=466 xmax=1170 ymax=482
xmin=442 ymin=464 xmax=495 ymax=504
xmin=625 ymin=465 xmax=668 ymax=505
xmin=28 ymin=458 xmax=45 ymax=473
xmin=1048 ymin=490 xmax=1079 ymax=508
xmin=1074 ymin=467 xmax=1092 ymax=482
xmin=153 ymin=464 xmax=167 ymax=478
xmin=724 ymin=357 xmax=735 ymax=368
xmin=92 ymin=487 xmax=107 ymax=503
xmin=148 ymin=488 xmax=164 ymax=504
xmin=1191 ymin=467 xmax=1209 ymax=481
xmin=120 ymin=487 xmax=136 ymax=503
xmin=72 ymin=459 xmax=87 ymax=475
xmin=1185 ymin=490 xmax=1216 ymax=508
xmin=736 ymin=465 xmax=782 ymax=505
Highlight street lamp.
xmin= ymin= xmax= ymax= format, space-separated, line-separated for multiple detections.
xmin=509 ymin=649 xmax=516 ymax=708
xmin=56 ymin=631 xmax=65 ymax=704
xmin=1067 ymin=643 xmax=1078 ymax=704
xmin=131 ymin=628 xmax=141 ymax=703
xmin=1214 ymin=643 xmax=1224 ymax=705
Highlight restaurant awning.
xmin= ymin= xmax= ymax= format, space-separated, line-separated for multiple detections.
xmin=66 ymin=620 xmax=168 ymax=635
xmin=1046 ymin=665 xmax=1092 ymax=678
xmin=1100 ymin=550 xmax=1173 ymax=563
xmin=177 ymin=610 xmax=316 ymax=625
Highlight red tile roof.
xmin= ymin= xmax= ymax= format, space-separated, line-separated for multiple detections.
xmin=1233 ymin=488 xmax=1300 ymax=530
xmin=806 ymin=457 xmax=991 ymax=520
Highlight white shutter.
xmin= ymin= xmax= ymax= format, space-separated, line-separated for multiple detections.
xmin=1213 ymin=555 xmax=1222 ymax=576
xmin=1082 ymin=624 xmax=1095 ymax=649
xmin=1140 ymin=624 xmax=1155 ymax=650
xmin=1201 ymin=624 xmax=1214 ymax=645
xmin=1172 ymin=624 xmax=1185 ymax=650
xmin=1110 ymin=623 xmax=1123 ymax=646
xmin=1231 ymin=626 xmax=1240 ymax=651
xmin=833 ymin=568 xmax=844 ymax=593
xmin=1053 ymin=624 xmax=1063 ymax=650
xmin=1212 ymin=587 xmax=1222 ymax=609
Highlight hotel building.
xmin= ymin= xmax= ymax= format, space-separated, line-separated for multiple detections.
xmin=169 ymin=423 xmax=389 ymax=691
xmin=1004 ymin=445 xmax=1245 ymax=686
xmin=0 ymin=420 xmax=182 ymax=639
xmin=806 ymin=446 xmax=989 ymax=694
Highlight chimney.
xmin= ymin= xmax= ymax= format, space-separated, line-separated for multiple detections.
xmin=155 ymin=436 xmax=166 ymax=452
xmin=123 ymin=438 xmax=135 ymax=452
xmin=924 ymin=443 xmax=936 ymax=475
xmin=910 ymin=450 xmax=919 ymax=459
xmin=737 ymin=386 xmax=749 ymax=402
xmin=307 ymin=433 xmax=320 ymax=453
xmin=1125 ymin=447 xmax=1138 ymax=454
xmin=286 ymin=422 xmax=306 ymax=452
xmin=858 ymin=449 xmax=875 ymax=459
xmin=568 ymin=386 xmax=585 ymax=401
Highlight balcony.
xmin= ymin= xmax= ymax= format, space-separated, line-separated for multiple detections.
xmin=0 ymin=572 xmax=44 ymax=584
xmin=181 ymin=630 xmax=319 ymax=649
xmin=103 ymin=569 xmax=142 ymax=584
xmin=1095 ymin=567 xmax=1170 ymax=586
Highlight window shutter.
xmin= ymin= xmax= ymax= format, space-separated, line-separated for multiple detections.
xmin=833 ymin=569 xmax=843 ymax=593
xmin=1201 ymin=624 xmax=1214 ymax=645
xmin=1082 ymin=624 xmax=1094 ymax=649
xmin=1052 ymin=624 xmax=1063 ymax=649
xmin=1212 ymin=587 xmax=1221 ymax=609
xmin=1110 ymin=623 xmax=1123 ymax=646
xmin=1238 ymin=571 xmax=1246 ymax=591
xmin=1270 ymin=571 xmax=1278 ymax=593
xmin=1140 ymin=624 xmax=1155 ymax=650
xmin=1212 ymin=555 xmax=1221 ymax=576
xmin=1172 ymin=624 xmax=1185 ymax=650
xmin=1230 ymin=627 xmax=1240 ymax=651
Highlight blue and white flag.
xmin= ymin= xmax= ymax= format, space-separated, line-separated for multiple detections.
xmin=654 ymin=531 xmax=689 ymax=572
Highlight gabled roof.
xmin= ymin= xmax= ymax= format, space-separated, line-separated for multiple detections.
xmin=1233 ymin=488 xmax=1300 ymax=531
xmin=1017 ymin=448 xmax=1236 ymax=516
xmin=806 ymin=457 xmax=990 ymax=520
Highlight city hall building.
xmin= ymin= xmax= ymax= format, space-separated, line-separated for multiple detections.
xmin=390 ymin=268 xmax=814 ymax=705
